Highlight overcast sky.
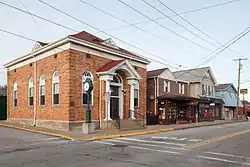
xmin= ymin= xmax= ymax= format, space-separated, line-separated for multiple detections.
xmin=0 ymin=0 xmax=250 ymax=99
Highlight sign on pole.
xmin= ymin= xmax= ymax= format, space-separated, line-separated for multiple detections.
xmin=240 ymin=89 xmax=248 ymax=95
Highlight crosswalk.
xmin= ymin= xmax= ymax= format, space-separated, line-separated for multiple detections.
xmin=94 ymin=136 xmax=250 ymax=166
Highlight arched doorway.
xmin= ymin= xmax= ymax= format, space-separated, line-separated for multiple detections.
xmin=110 ymin=74 xmax=123 ymax=120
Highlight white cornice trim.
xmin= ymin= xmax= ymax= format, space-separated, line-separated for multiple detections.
xmin=4 ymin=37 xmax=68 ymax=68
xmin=4 ymin=36 xmax=150 ymax=69
xmin=68 ymin=36 xmax=150 ymax=64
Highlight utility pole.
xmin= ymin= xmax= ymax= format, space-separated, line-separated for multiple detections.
xmin=233 ymin=58 xmax=247 ymax=120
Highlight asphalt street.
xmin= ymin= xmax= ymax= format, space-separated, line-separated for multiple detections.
xmin=1 ymin=122 xmax=250 ymax=167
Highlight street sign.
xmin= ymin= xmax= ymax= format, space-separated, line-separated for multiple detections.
xmin=240 ymin=89 xmax=248 ymax=94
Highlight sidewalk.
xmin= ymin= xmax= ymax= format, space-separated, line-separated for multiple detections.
xmin=0 ymin=120 xmax=247 ymax=141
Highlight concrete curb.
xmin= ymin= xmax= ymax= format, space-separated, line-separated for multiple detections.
xmin=0 ymin=123 xmax=75 ymax=140
xmin=0 ymin=120 xmax=247 ymax=141
xmin=82 ymin=121 xmax=247 ymax=141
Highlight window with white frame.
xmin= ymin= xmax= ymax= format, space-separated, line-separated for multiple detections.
xmin=82 ymin=71 xmax=93 ymax=105
xmin=134 ymin=81 xmax=139 ymax=107
xmin=28 ymin=78 xmax=34 ymax=106
xmin=164 ymin=80 xmax=170 ymax=92
xmin=40 ymin=74 xmax=45 ymax=106
xmin=179 ymin=83 xmax=185 ymax=94
xmin=13 ymin=82 xmax=17 ymax=107
xmin=52 ymin=72 xmax=59 ymax=105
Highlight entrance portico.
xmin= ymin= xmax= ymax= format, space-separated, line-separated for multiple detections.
xmin=97 ymin=59 xmax=142 ymax=121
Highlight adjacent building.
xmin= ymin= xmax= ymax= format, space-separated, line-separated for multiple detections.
xmin=215 ymin=83 xmax=243 ymax=120
xmin=147 ymin=68 xmax=198 ymax=124
xmin=147 ymin=67 xmax=225 ymax=125
xmin=174 ymin=67 xmax=224 ymax=121
xmin=4 ymin=31 xmax=150 ymax=131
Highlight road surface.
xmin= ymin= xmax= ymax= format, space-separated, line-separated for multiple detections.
xmin=1 ymin=121 xmax=250 ymax=167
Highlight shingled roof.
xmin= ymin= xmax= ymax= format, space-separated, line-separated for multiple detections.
xmin=70 ymin=31 xmax=149 ymax=63
xmin=147 ymin=68 xmax=168 ymax=78
xmin=215 ymin=83 xmax=232 ymax=91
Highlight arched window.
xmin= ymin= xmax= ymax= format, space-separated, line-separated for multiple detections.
xmin=40 ymin=74 xmax=45 ymax=106
xmin=52 ymin=72 xmax=59 ymax=105
xmin=134 ymin=81 xmax=139 ymax=107
xmin=13 ymin=82 xmax=17 ymax=107
xmin=28 ymin=78 xmax=34 ymax=106
xmin=82 ymin=71 xmax=93 ymax=105
xmin=112 ymin=74 xmax=122 ymax=84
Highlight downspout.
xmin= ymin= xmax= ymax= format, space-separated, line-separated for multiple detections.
xmin=33 ymin=55 xmax=37 ymax=126
xmin=99 ymin=78 xmax=102 ymax=129
xmin=154 ymin=77 xmax=157 ymax=115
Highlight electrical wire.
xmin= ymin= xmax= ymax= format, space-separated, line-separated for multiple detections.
xmin=117 ymin=0 xmax=213 ymax=52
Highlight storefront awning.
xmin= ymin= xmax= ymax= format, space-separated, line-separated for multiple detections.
xmin=199 ymin=96 xmax=224 ymax=104
xmin=157 ymin=93 xmax=198 ymax=101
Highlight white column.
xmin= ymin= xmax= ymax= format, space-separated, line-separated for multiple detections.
xmin=128 ymin=79 xmax=136 ymax=120
xmin=104 ymin=80 xmax=112 ymax=121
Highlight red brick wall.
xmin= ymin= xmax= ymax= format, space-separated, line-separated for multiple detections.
xmin=7 ymin=50 xmax=71 ymax=121
xmin=68 ymin=49 xmax=147 ymax=121
xmin=7 ymin=48 xmax=147 ymax=124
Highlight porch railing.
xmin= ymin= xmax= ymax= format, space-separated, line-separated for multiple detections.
xmin=129 ymin=110 xmax=145 ymax=128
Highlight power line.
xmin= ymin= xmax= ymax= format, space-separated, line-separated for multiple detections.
xmin=117 ymin=0 xmax=213 ymax=51
xmin=0 ymin=28 xmax=37 ymax=42
xmin=37 ymin=0 xmax=182 ymax=69
xmin=175 ymin=27 xmax=250 ymax=79
xmin=199 ymin=28 xmax=250 ymax=66
xmin=0 ymin=0 xmax=179 ymax=69
xmin=103 ymin=0 xmax=241 ymax=33
xmin=156 ymin=0 xmax=245 ymax=59
xmin=141 ymin=0 xmax=219 ymax=49
xmin=78 ymin=0 xmax=183 ymax=67
xmin=0 ymin=1 xmax=79 ymax=32
xmin=1 ymin=1 xmax=245 ymax=82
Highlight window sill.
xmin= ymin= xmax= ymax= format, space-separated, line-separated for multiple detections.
xmin=28 ymin=106 xmax=33 ymax=109
xmin=82 ymin=104 xmax=94 ymax=107
xmin=39 ymin=105 xmax=45 ymax=108
xmin=53 ymin=104 xmax=60 ymax=108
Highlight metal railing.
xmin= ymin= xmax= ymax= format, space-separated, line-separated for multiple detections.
xmin=129 ymin=110 xmax=145 ymax=128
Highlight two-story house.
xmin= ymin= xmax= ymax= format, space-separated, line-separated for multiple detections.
xmin=147 ymin=68 xmax=198 ymax=125
xmin=215 ymin=83 xmax=243 ymax=120
xmin=174 ymin=67 xmax=224 ymax=121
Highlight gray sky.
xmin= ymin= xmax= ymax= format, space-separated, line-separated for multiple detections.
xmin=0 ymin=0 xmax=249 ymax=99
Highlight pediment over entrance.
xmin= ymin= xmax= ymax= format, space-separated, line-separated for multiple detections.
xmin=97 ymin=59 xmax=142 ymax=80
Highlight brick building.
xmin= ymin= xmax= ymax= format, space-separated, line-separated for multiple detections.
xmin=4 ymin=31 xmax=150 ymax=131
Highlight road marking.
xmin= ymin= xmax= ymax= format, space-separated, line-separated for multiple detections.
xmin=130 ymin=146 xmax=181 ymax=155
xmin=94 ymin=141 xmax=181 ymax=155
xmin=187 ymin=139 xmax=203 ymax=142
xmin=106 ymin=139 xmax=189 ymax=151
xmin=184 ymin=128 xmax=250 ymax=149
xmin=152 ymin=136 xmax=201 ymax=142
xmin=197 ymin=155 xmax=250 ymax=166
xmin=117 ymin=138 xmax=186 ymax=146
xmin=23 ymin=137 xmax=59 ymax=142
xmin=205 ymin=151 xmax=250 ymax=159
xmin=25 ymin=140 xmax=69 ymax=146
